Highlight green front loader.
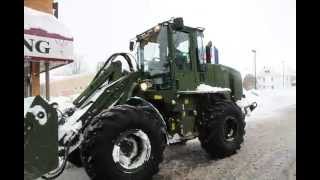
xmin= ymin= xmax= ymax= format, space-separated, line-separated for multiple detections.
xmin=24 ymin=17 xmax=257 ymax=180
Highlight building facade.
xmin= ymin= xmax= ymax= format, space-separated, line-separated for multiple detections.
xmin=24 ymin=0 xmax=74 ymax=100
xmin=257 ymin=66 xmax=295 ymax=89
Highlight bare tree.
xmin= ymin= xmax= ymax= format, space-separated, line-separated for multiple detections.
xmin=53 ymin=53 xmax=87 ymax=75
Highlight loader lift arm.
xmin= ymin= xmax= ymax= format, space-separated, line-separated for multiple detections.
xmin=73 ymin=53 xmax=137 ymax=108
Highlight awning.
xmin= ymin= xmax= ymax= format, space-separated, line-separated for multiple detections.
xmin=24 ymin=6 xmax=74 ymax=72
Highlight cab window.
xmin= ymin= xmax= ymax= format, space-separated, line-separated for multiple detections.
xmin=173 ymin=31 xmax=191 ymax=70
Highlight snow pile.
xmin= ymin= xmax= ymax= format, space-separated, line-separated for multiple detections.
xmin=50 ymin=94 xmax=79 ymax=111
xmin=239 ymin=89 xmax=260 ymax=107
xmin=236 ymin=87 xmax=296 ymax=119
xmin=254 ymin=88 xmax=295 ymax=113
xmin=246 ymin=89 xmax=260 ymax=97
xmin=196 ymin=84 xmax=231 ymax=93
xmin=245 ymin=87 xmax=296 ymax=121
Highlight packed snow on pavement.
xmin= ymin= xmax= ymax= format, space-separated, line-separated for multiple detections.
xmin=48 ymin=87 xmax=296 ymax=180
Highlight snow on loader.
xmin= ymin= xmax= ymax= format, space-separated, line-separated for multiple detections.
xmin=24 ymin=18 xmax=257 ymax=180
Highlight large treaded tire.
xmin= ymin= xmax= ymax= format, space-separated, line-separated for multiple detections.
xmin=199 ymin=100 xmax=245 ymax=158
xmin=67 ymin=148 xmax=83 ymax=167
xmin=80 ymin=104 xmax=166 ymax=180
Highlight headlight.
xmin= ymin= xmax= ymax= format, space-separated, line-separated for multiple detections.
xmin=140 ymin=80 xmax=152 ymax=91
xmin=140 ymin=82 xmax=148 ymax=91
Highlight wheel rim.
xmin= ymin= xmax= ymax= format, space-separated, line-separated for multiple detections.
xmin=224 ymin=117 xmax=238 ymax=142
xmin=112 ymin=129 xmax=151 ymax=170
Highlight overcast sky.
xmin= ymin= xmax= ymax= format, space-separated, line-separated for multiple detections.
xmin=57 ymin=0 xmax=296 ymax=75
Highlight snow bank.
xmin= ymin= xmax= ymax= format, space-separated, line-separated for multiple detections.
xmin=50 ymin=94 xmax=79 ymax=111
xmin=238 ymin=89 xmax=259 ymax=106
xmin=245 ymin=87 xmax=296 ymax=121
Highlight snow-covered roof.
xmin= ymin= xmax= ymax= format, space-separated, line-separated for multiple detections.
xmin=24 ymin=6 xmax=74 ymax=69
xmin=24 ymin=6 xmax=73 ymax=40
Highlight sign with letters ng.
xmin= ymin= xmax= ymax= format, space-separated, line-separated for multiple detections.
xmin=24 ymin=33 xmax=73 ymax=61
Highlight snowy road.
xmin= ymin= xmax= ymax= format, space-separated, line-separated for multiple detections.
xmin=54 ymin=88 xmax=296 ymax=180
xmin=154 ymin=104 xmax=296 ymax=180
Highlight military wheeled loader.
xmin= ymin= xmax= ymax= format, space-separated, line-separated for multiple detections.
xmin=24 ymin=18 xmax=257 ymax=180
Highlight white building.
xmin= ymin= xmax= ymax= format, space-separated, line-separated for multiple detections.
xmin=257 ymin=66 xmax=295 ymax=89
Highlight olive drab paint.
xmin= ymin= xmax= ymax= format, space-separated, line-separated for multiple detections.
xmin=24 ymin=18 xmax=245 ymax=179
xmin=24 ymin=96 xmax=58 ymax=180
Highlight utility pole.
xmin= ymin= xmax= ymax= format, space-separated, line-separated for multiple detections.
xmin=252 ymin=49 xmax=257 ymax=89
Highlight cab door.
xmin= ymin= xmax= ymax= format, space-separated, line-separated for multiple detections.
xmin=172 ymin=30 xmax=197 ymax=91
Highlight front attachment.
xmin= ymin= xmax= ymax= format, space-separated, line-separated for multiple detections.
xmin=24 ymin=96 xmax=59 ymax=180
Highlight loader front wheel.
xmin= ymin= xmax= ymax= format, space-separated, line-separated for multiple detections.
xmin=80 ymin=105 xmax=166 ymax=180
xmin=67 ymin=148 xmax=83 ymax=167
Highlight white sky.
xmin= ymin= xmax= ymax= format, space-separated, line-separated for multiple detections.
xmin=57 ymin=0 xmax=296 ymax=76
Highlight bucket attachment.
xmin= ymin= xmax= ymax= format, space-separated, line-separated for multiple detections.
xmin=24 ymin=96 xmax=59 ymax=180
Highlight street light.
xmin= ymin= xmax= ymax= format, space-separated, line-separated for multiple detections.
xmin=252 ymin=49 xmax=257 ymax=89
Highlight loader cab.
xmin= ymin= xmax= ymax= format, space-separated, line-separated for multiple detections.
xmin=133 ymin=18 xmax=208 ymax=91
xmin=136 ymin=24 xmax=172 ymax=90
xmin=170 ymin=25 xmax=207 ymax=90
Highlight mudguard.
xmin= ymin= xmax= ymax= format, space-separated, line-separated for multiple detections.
xmin=126 ymin=97 xmax=169 ymax=144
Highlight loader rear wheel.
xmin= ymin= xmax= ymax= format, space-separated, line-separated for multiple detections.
xmin=199 ymin=100 xmax=245 ymax=158
xmin=80 ymin=105 xmax=166 ymax=180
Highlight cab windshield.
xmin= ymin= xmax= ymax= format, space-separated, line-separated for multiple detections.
xmin=138 ymin=26 xmax=169 ymax=76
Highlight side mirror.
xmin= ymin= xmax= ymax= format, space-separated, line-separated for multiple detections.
xmin=173 ymin=17 xmax=184 ymax=30
xmin=129 ymin=41 xmax=135 ymax=51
